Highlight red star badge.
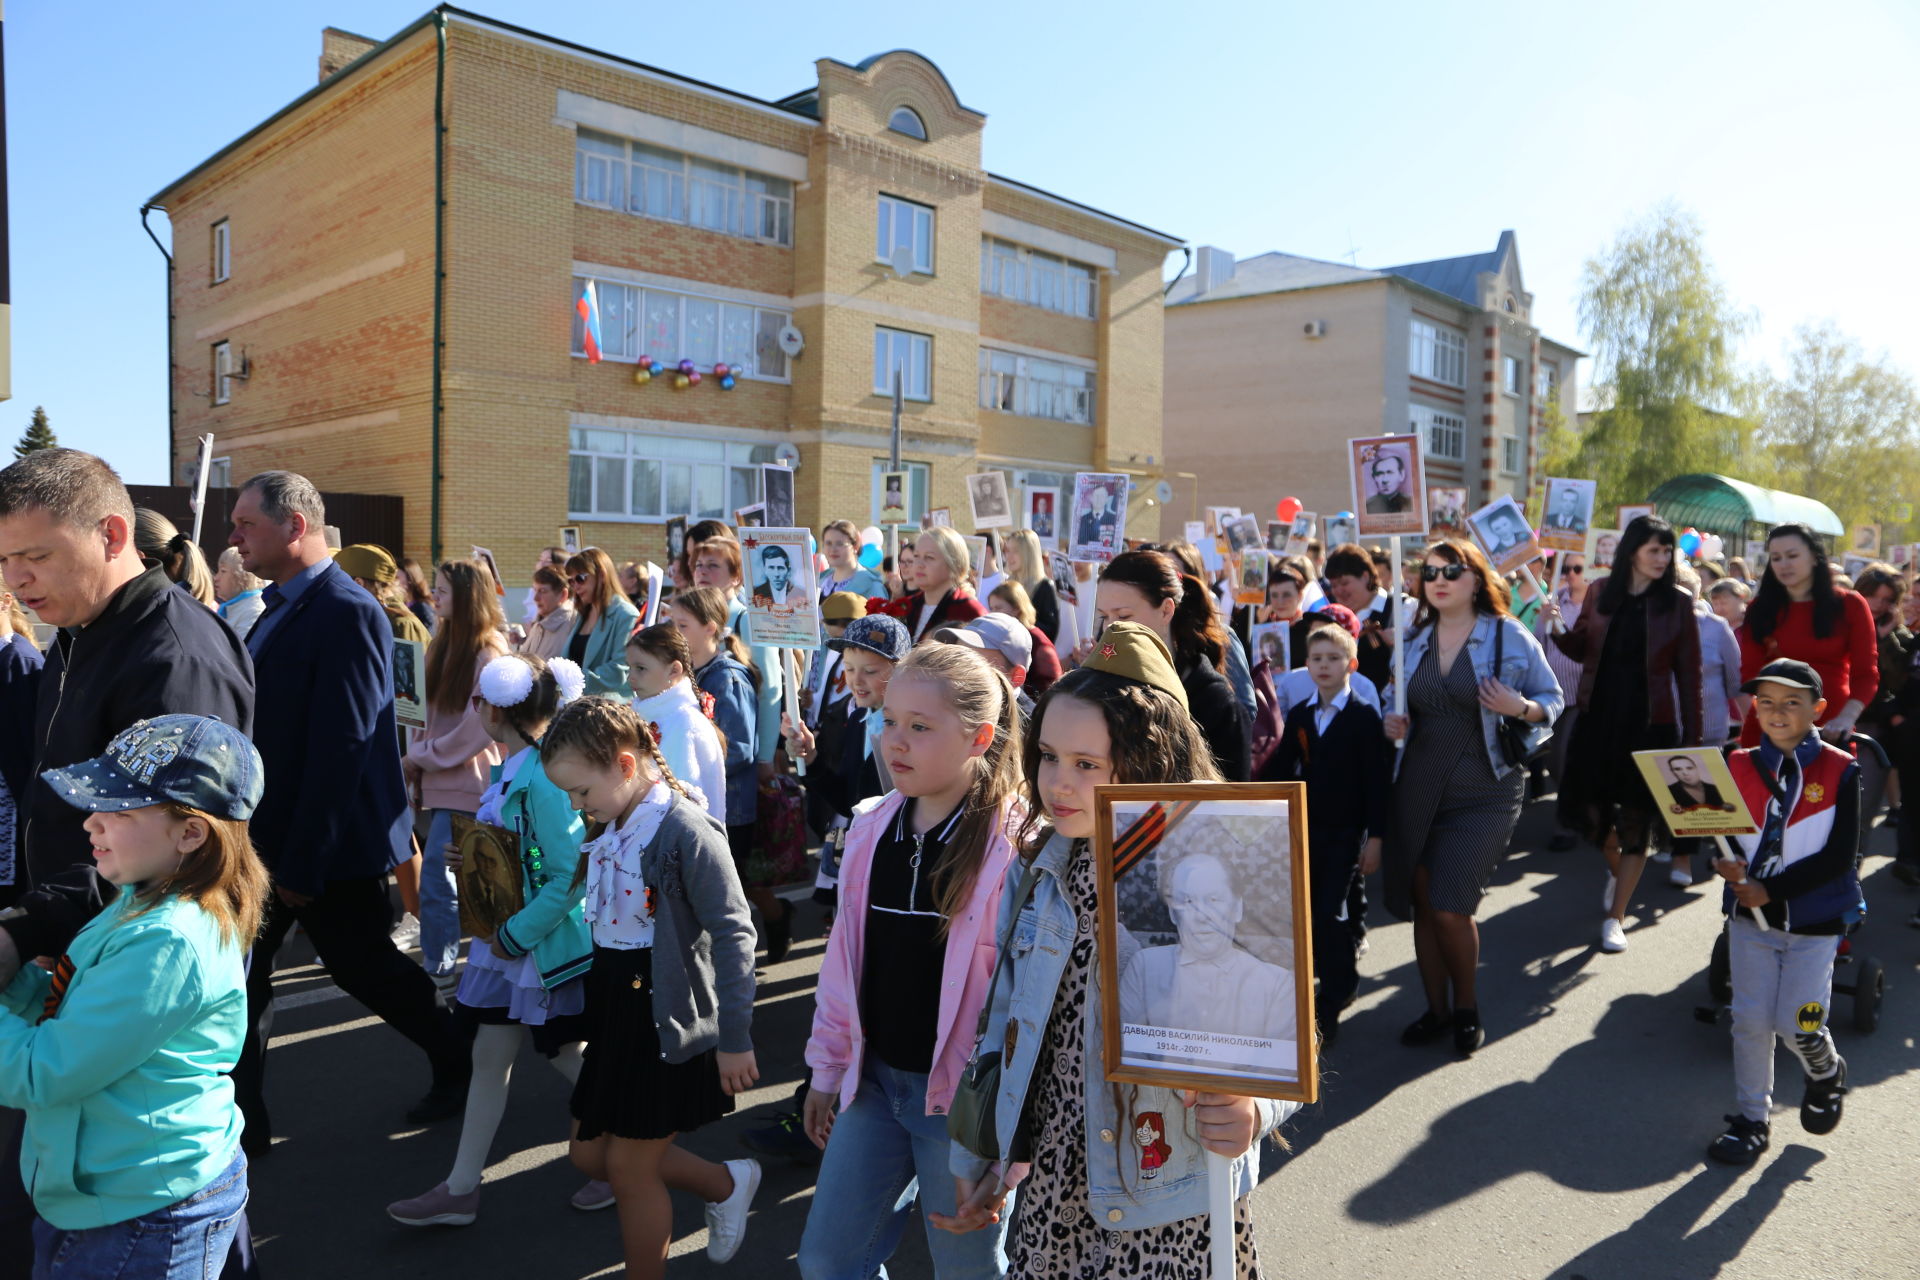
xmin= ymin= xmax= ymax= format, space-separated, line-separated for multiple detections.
xmin=1100 ymin=643 xmax=1117 ymax=659
xmin=742 ymin=536 xmax=760 ymax=549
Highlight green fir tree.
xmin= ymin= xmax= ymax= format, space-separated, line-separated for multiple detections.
xmin=13 ymin=407 xmax=56 ymax=460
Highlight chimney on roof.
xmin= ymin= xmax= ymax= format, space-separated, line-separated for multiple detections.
xmin=1193 ymin=246 xmax=1235 ymax=295
xmin=319 ymin=27 xmax=379 ymax=83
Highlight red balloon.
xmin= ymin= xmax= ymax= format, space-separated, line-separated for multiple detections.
xmin=1276 ymin=497 xmax=1302 ymax=523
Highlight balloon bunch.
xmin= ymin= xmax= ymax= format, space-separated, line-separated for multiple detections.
xmin=629 ymin=355 xmax=737 ymax=390
xmin=858 ymin=525 xmax=884 ymax=569
xmin=1678 ymin=527 xmax=1702 ymax=558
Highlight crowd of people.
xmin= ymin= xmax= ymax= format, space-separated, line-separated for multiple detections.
xmin=0 ymin=444 xmax=1898 ymax=1277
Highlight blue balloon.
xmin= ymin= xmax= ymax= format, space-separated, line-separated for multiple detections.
xmin=1678 ymin=532 xmax=1701 ymax=556
xmin=1336 ymin=510 xmax=1355 ymax=520
xmin=858 ymin=543 xmax=883 ymax=569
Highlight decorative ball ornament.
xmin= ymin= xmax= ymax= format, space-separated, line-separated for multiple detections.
xmin=633 ymin=366 xmax=652 ymax=385
xmin=638 ymin=355 xmax=655 ymax=370
xmin=688 ymin=371 xmax=703 ymax=386
xmin=679 ymin=359 xmax=695 ymax=375
xmin=719 ymin=376 xmax=736 ymax=390
xmin=674 ymin=373 xmax=691 ymax=389
xmin=713 ymin=363 xmax=731 ymax=378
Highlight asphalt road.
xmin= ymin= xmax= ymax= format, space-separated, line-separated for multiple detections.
xmin=244 ymin=801 xmax=1919 ymax=1279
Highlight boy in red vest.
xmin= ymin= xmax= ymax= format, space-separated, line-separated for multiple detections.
xmin=1709 ymin=659 xmax=1860 ymax=1166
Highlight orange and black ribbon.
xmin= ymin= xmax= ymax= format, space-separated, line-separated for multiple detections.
xmin=1112 ymin=800 xmax=1200 ymax=879
xmin=40 ymin=955 xmax=75 ymax=1023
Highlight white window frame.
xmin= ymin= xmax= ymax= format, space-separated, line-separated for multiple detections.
xmin=1538 ymin=360 xmax=1559 ymax=402
xmin=566 ymin=427 xmax=775 ymax=524
xmin=1501 ymin=434 xmax=1525 ymax=475
xmin=1411 ymin=404 xmax=1465 ymax=461
xmin=573 ymin=128 xmax=792 ymax=247
xmin=1503 ymin=354 xmax=1525 ymax=397
xmin=977 ymin=347 xmax=1095 ymax=425
xmin=211 ymin=220 xmax=230 ymax=285
xmin=1410 ymin=318 xmax=1467 ymax=387
xmin=209 ymin=457 xmax=233 ymax=489
xmin=211 ymin=342 xmax=232 ymax=406
xmin=871 ymin=459 xmax=932 ymax=526
xmin=570 ymin=276 xmax=791 ymax=381
xmin=876 ymin=194 xmax=935 ymax=274
xmin=979 ymin=237 xmax=1098 ymax=319
xmin=874 ymin=327 xmax=932 ymax=401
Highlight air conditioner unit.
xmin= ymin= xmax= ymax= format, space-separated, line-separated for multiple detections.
xmin=1303 ymin=321 xmax=1326 ymax=339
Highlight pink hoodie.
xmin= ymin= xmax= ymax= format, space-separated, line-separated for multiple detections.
xmin=806 ymin=790 xmax=1021 ymax=1115
xmin=405 ymin=642 xmax=506 ymax=813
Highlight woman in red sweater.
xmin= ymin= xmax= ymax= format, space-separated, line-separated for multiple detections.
xmin=1736 ymin=523 xmax=1878 ymax=745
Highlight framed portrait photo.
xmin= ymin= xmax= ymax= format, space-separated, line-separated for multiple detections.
xmin=451 ymin=815 xmax=525 ymax=940
xmin=558 ymin=526 xmax=582 ymax=555
xmin=967 ymin=471 xmax=1014 ymax=531
xmin=1223 ymin=514 xmax=1263 ymax=556
xmin=1265 ymin=521 xmax=1289 ymax=554
xmin=761 ymin=465 xmax=796 ymax=529
xmin=1234 ymin=549 xmax=1269 ymax=604
xmin=1587 ymin=527 xmax=1622 ymax=577
xmin=961 ymin=534 xmax=990 ymax=582
xmin=1095 ymin=783 xmax=1316 ymax=1103
xmin=1069 ymin=472 xmax=1129 ymax=564
xmin=1027 ymin=486 xmax=1061 ymax=549
xmin=1891 ymin=543 xmax=1912 ymax=569
xmin=1349 ymin=434 xmax=1427 ymax=537
xmin=734 ymin=503 xmax=766 ymax=529
xmin=1632 ymin=748 xmax=1758 ymax=839
xmin=1538 ymin=477 xmax=1596 ymax=553
xmin=1851 ymin=524 xmax=1882 ymax=556
xmin=1284 ymin=512 xmax=1317 ymax=557
xmin=740 ymin=528 xmax=820 ymax=648
xmin=1427 ymin=487 xmax=1468 ymax=538
xmin=1323 ymin=513 xmax=1357 ymax=550
xmin=665 ymin=515 xmax=688 ymax=565
xmin=879 ymin=471 xmax=910 ymax=526
xmin=1466 ymin=494 xmax=1542 ymax=576
xmin=1843 ymin=553 xmax=1873 ymax=582
xmin=1248 ymin=621 xmax=1289 ymax=672
xmin=1047 ymin=550 xmax=1079 ymax=605
xmin=1616 ymin=503 xmax=1656 ymax=530
xmin=924 ymin=506 xmax=953 ymax=530
xmin=393 ymin=637 xmax=427 ymax=730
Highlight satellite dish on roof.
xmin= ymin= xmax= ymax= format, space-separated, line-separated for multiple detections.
xmin=888 ymin=245 xmax=916 ymax=278
xmin=778 ymin=324 xmax=805 ymax=358
xmin=773 ymin=443 xmax=801 ymax=469
xmin=1155 ymin=480 xmax=1175 ymax=504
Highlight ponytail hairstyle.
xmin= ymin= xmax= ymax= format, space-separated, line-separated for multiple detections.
xmin=1101 ymin=549 xmax=1228 ymax=672
xmin=425 ymin=559 xmax=507 ymax=716
xmin=916 ymin=526 xmax=974 ymax=596
xmin=672 ymin=586 xmax=760 ymax=688
xmin=629 ymin=623 xmax=728 ymax=755
xmin=541 ymin=695 xmax=694 ymax=889
xmin=133 ymin=507 xmax=215 ymax=606
xmin=889 ymin=644 xmax=1023 ymax=936
xmin=477 ymin=651 xmax=586 ymax=744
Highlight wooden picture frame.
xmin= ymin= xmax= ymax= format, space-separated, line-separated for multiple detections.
xmin=451 ymin=814 xmax=524 ymax=940
xmin=1094 ymin=782 xmax=1317 ymax=1104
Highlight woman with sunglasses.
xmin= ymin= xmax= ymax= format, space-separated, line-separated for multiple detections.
xmin=1384 ymin=539 xmax=1562 ymax=1055
xmin=562 ymin=547 xmax=641 ymax=699
xmin=1541 ymin=515 xmax=1703 ymax=953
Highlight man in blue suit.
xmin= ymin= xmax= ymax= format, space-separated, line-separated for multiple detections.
xmin=226 ymin=472 xmax=468 ymax=1144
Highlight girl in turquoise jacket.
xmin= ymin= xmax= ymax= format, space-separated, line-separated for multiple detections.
xmin=0 ymin=714 xmax=269 ymax=1278
xmin=388 ymin=654 xmax=602 ymax=1228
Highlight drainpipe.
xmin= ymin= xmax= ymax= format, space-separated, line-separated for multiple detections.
xmin=430 ymin=9 xmax=448 ymax=563
xmin=139 ymin=203 xmax=175 ymax=479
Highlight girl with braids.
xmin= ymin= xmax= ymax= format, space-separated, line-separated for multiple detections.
xmin=405 ymin=559 xmax=510 ymax=990
xmin=626 ymin=623 xmax=728 ymax=822
xmin=1094 ymin=549 xmax=1252 ymax=780
xmin=797 ymin=644 xmax=1025 ymax=1280
xmin=388 ymin=654 xmax=605 ymax=1227
xmin=539 ymin=696 xmax=761 ymax=1278
xmin=931 ymin=623 xmax=1296 ymax=1277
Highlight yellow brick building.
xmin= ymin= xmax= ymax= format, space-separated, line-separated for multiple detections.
xmin=148 ymin=12 xmax=1181 ymax=582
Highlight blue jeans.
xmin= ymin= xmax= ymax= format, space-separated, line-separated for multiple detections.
xmin=33 ymin=1148 xmax=247 ymax=1280
xmin=420 ymin=808 xmax=467 ymax=977
xmin=798 ymin=1059 xmax=1008 ymax=1280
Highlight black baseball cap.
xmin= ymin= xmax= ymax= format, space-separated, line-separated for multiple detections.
xmin=1740 ymin=658 xmax=1823 ymax=699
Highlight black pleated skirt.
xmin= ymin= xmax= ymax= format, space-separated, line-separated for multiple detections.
xmin=569 ymin=946 xmax=733 ymax=1141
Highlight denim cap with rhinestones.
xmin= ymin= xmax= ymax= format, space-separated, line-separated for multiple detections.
xmin=41 ymin=714 xmax=264 ymax=821
xmin=828 ymin=614 xmax=910 ymax=663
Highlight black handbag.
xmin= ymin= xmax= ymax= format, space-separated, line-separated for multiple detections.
xmin=1491 ymin=619 xmax=1531 ymax=768
xmin=947 ymin=864 xmax=1040 ymax=1164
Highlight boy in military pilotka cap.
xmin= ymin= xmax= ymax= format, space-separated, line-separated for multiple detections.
xmin=1708 ymin=658 xmax=1859 ymax=1166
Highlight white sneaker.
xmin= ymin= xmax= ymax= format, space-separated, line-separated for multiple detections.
xmin=705 ymin=1158 xmax=761 ymax=1263
xmin=389 ymin=912 xmax=422 ymax=950
xmin=1601 ymin=873 xmax=1616 ymax=914
xmin=1600 ymin=918 xmax=1628 ymax=953
xmin=1669 ymin=865 xmax=1693 ymax=887
xmin=1650 ymin=849 xmax=1672 ymax=865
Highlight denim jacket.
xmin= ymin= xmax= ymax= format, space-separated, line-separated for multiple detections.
xmin=950 ymin=833 xmax=1298 ymax=1229
xmin=1392 ymin=613 xmax=1564 ymax=781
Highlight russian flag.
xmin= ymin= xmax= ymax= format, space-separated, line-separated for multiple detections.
xmin=577 ymin=281 xmax=603 ymax=364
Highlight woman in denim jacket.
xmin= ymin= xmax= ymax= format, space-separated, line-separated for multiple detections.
xmin=935 ymin=626 xmax=1297 ymax=1278
xmin=1383 ymin=539 xmax=1563 ymax=1055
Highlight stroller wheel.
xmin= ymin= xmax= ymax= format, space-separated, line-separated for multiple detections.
xmin=1852 ymin=957 xmax=1886 ymax=1033
xmin=1707 ymin=929 xmax=1732 ymax=1006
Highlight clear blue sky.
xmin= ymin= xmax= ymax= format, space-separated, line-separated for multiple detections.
xmin=9 ymin=0 xmax=1918 ymax=482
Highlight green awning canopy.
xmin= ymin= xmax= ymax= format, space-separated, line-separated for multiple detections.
xmin=1646 ymin=474 xmax=1844 ymax=539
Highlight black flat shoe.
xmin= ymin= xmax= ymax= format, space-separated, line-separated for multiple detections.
xmin=1452 ymin=1009 xmax=1485 ymax=1056
xmin=406 ymin=1072 xmax=471 ymax=1125
xmin=1400 ymin=1010 xmax=1450 ymax=1046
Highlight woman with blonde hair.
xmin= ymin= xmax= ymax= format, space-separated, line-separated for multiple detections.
xmin=999 ymin=528 xmax=1060 ymax=643
xmin=904 ymin=526 xmax=984 ymax=641
xmin=133 ymin=508 xmax=215 ymax=607
xmin=404 ymin=560 xmax=510 ymax=991
xmin=213 ymin=546 xmax=266 ymax=635
xmin=562 ymin=546 xmax=641 ymax=698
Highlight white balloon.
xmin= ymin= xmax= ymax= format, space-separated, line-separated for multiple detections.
xmin=860 ymin=525 xmax=884 ymax=547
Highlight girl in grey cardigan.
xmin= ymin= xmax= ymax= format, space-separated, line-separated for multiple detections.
xmin=540 ymin=696 xmax=762 ymax=1275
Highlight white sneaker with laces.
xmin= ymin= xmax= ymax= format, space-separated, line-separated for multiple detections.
xmin=705 ymin=1158 xmax=762 ymax=1263
xmin=1600 ymin=917 xmax=1628 ymax=953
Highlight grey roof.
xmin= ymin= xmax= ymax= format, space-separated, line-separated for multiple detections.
xmin=1380 ymin=230 xmax=1515 ymax=307
xmin=1164 ymin=252 xmax=1383 ymax=307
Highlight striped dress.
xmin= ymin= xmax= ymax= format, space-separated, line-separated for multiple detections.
xmin=1391 ymin=642 xmax=1526 ymax=915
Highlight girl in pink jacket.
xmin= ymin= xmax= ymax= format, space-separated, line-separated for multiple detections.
xmin=797 ymin=644 xmax=1023 ymax=1280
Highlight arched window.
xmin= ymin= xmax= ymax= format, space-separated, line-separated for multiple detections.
xmin=888 ymin=107 xmax=927 ymax=140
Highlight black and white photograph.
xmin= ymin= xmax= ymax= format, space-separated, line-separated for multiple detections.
xmin=742 ymin=527 xmax=820 ymax=648
xmin=1616 ymin=503 xmax=1655 ymax=530
xmin=558 ymin=525 xmax=582 ymax=555
xmin=961 ymin=534 xmax=990 ymax=582
xmin=1539 ymin=477 xmax=1595 ymax=553
xmin=967 ymin=470 xmax=1014 ymax=531
xmin=1466 ymin=494 xmax=1541 ymax=576
xmin=1323 ymin=513 xmax=1357 ymax=550
xmin=1096 ymin=784 xmax=1315 ymax=1102
xmin=1349 ymin=434 xmax=1427 ymax=537
xmin=734 ymin=503 xmax=766 ymax=529
xmin=1589 ymin=527 xmax=1622 ymax=574
xmin=1265 ymin=520 xmax=1289 ymax=554
xmin=1852 ymin=523 xmax=1881 ymax=556
xmin=1249 ymin=621 xmax=1289 ymax=672
xmin=923 ymin=506 xmax=953 ymax=529
xmin=665 ymin=515 xmax=688 ymax=565
xmin=762 ymin=464 xmax=796 ymax=528
xmin=1069 ymin=471 xmax=1129 ymax=563
xmin=1285 ymin=511 xmax=1317 ymax=557
xmin=1204 ymin=506 xmax=1240 ymax=537
xmin=1048 ymin=549 xmax=1078 ymax=606
xmin=1223 ymin=513 xmax=1263 ymax=556
xmin=1893 ymin=543 xmax=1912 ymax=570
xmin=393 ymin=637 xmax=426 ymax=730
xmin=879 ymin=471 xmax=909 ymax=526
xmin=1631 ymin=748 xmax=1757 ymax=839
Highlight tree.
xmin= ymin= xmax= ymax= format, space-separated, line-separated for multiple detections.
xmin=1757 ymin=322 xmax=1920 ymax=542
xmin=1548 ymin=206 xmax=1755 ymax=513
xmin=13 ymin=407 xmax=55 ymax=460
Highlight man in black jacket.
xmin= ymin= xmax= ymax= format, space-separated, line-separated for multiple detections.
xmin=0 ymin=449 xmax=255 ymax=1273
